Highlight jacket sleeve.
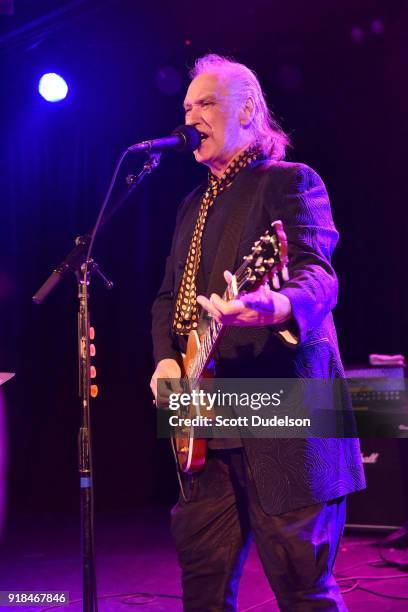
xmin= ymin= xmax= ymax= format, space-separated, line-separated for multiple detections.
xmin=272 ymin=163 xmax=339 ymax=344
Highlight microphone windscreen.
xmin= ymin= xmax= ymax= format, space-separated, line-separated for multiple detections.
xmin=172 ymin=125 xmax=201 ymax=152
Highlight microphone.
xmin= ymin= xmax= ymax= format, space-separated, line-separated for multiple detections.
xmin=127 ymin=125 xmax=201 ymax=154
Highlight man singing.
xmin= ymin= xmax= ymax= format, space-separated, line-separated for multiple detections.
xmin=150 ymin=54 xmax=365 ymax=611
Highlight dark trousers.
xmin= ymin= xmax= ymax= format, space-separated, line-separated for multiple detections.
xmin=171 ymin=449 xmax=347 ymax=611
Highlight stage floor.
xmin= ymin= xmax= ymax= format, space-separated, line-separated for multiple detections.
xmin=0 ymin=508 xmax=407 ymax=611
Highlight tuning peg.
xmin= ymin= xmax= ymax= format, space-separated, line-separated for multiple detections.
xmin=265 ymin=257 xmax=275 ymax=266
xmin=255 ymin=266 xmax=266 ymax=274
xmin=271 ymin=273 xmax=281 ymax=289
xmin=281 ymin=265 xmax=289 ymax=281
xmin=90 ymin=366 xmax=96 ymax=379
xmin=243 ymin=254 xmax=254 ymax=262
xmin=251 ymin=245 xmax=263 ymax=254
xmin=89 ymin=326 xmax=95 ymax=340
xmin=248 ymin=275 xmax=257 ymax=283
xmin=90 ymin=344 xmax=96 ymax=357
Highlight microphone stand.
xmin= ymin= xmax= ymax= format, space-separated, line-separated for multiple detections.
xmin=33 ymin=151 xmax=162 ymax=612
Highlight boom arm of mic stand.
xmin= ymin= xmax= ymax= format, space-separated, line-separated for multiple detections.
xmin=100 ymin=153 xmax=162 ymax=229
xmin=32 ymin=152 xmax=161 ymax=305
xmin=32 ymin=235 xmax=91 ymax=305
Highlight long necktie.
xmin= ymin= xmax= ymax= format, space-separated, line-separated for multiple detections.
xmin=173 ymin=146 xmax=261 ymax=335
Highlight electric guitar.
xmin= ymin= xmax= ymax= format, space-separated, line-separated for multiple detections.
xmin=173 ymin=220 xmax=295 ymax=473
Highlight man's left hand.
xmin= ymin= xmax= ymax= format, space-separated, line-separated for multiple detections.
xmin=196 ymin=271 xmax=292 ymax=327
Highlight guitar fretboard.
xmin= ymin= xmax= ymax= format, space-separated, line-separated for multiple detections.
xmin=186 ymin=317 xmax=223 ymax=381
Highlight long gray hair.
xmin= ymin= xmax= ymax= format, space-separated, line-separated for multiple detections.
xmin=190 ymin=54 xmax=289 ymax=161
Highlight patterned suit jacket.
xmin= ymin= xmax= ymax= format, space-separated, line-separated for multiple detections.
xmin=152 ymin=160 xmax=366 ymax=515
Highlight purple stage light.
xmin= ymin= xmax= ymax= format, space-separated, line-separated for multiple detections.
xmin=350 ymin=26 xmax=364 ymax=43
xmin=371 ymin=19 xmax=384 ymax=35
xmin=38 ymin=73 xmax=68 ymax=102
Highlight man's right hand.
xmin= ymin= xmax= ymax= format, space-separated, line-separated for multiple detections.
xmin=150 ymin=358 xmax=183 ymax=408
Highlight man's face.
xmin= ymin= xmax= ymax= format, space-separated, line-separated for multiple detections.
xmin=183 ymin=73 xmax=245 ymax=174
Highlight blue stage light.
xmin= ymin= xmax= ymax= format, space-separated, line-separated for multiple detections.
xmin=38 ymin=73 xmax=68 ymax=102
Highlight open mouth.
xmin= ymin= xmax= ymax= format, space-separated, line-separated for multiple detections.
xmin=199 ymin=132 xmax=209 ymax=142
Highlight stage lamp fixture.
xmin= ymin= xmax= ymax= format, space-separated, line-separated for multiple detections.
xmin=38 ymin=73 xmax=68 ymax=102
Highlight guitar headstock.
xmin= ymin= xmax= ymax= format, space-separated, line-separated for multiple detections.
xmin=234 ymin=220 xmax=289 ymax=294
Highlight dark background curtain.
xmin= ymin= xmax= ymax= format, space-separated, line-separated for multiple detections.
xmin=0 ymin=0 xmax=407 ymax=517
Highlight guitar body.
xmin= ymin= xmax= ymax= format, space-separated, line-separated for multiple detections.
xmin=174 ymin=330 xmax=209 ymax=473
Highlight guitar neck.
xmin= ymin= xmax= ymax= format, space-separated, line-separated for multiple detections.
xmin=186 ymin=285 xmax=233 ymax=380
xmin=187 ymin=318 xmax=224 ymax=380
